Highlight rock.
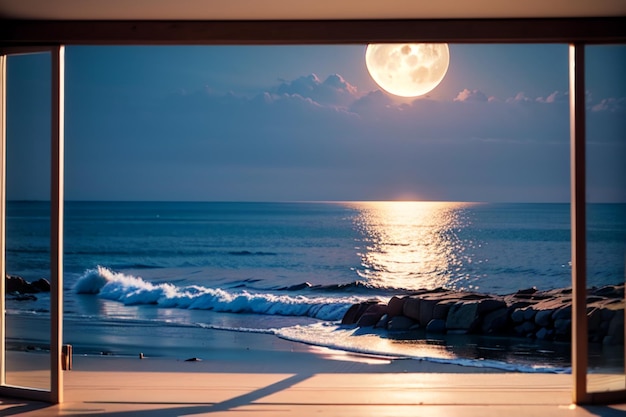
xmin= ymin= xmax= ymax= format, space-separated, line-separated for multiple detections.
xmin=375 ymin=314 xmax=390 ymax=329
xmin=341 ymin=301 xmax=378 ymax=325
xmin=601 ymin=308 xmax=616 ymax=322
xmin=507 ymin=300 xmax=533 ymax=310
xmin=5 ymin=275 xmax=51 ymax=294
xmin=419 ymin=298 xmax=439 ymax=326
xmin=387 ymin=316 xmax=416 ymax=331
xmin=605 ymin=309 xmax=624 ymax=345
xmin=357 ymin=304 xmax=387 ymax=327
xmin=514 ymin=321 xmax=535 ymax=336
xmin=535 ymin=327 xmax=554 ymax=340
xmin=511 ymin=308 xmax=526 ymax=323
xmin=6 ymin=275 xmax=38 ymax=294
xmin=552 ymin=305 xmax=572 ymax=321
xmin=403 ymin=297 xmax=421 ymax=321
xmin=426 ymin=319 xmax=446 ymax=334
xmin=184 ymin=357 xmax=202 ymax=362
xmin=387 ymin=296 xmax=406 ymax=318
xmin=586 ymin=308 xmax=603 ymax=337
xmin=554 ymin=319 xmax=572 ymax=341
xmin=517 ymin=287 xmax=538 ymax=295
xmin=32 ymin=278 xmax=51 ymax=292
xmin=482 ymin=308 xmax=509 ymax=334
xmin=477 ymin=298 xmax=507 ymax=314
xmin=523 ymin=307 xmax=537 ymax=321
xmin=432 ymin=301 xmax=454 ymax=320
xmin=446 ymin=302 xmax=479 ymax=331
xmin=341 ymin=304 xmax=362 ymax=325
xmin=534 ymin=309 xmax=554 ymax=327
xmin=592 ymin=285 xmax=624 ymax=298
xmin=460 ymin=293 xmax=491 ymax=301
xmin=357 ymin=313 xmax=381 ymax=327
xmin=342 ymin=285 xmax=623 ymax=345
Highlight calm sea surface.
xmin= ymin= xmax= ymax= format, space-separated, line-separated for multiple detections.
xmin=5 ymin=201 xmax=626 ymax=372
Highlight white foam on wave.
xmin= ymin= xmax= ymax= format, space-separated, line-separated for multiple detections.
xmin=195 ymin=322 xmax=277 ymax=335
xmin=275 ymin=322 xmax=571 ymax=374
xmin=73 ymin=266 xmax=364 ymax=321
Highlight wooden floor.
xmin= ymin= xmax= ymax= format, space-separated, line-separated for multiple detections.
xmin=2 ymin=370 xmax=625 ymax=416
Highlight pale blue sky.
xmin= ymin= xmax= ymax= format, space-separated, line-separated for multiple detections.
xmin=6 ymin=44 xmax=626 ymax=202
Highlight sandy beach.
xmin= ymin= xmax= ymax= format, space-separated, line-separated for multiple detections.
xmin=3 ymin=332 xmax=626 ymax=417
xmin=4 ymin=310 xmax=626 ymax=417
xmin=6 ymin=326 xmax=508 ymax=380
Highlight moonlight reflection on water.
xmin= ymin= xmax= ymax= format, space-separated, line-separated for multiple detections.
xmin=347 ymin=201 xmax=480 ymax=291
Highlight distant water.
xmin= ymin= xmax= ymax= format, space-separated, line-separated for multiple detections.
xmin=5 ymin=201 xmax=626 ymax=372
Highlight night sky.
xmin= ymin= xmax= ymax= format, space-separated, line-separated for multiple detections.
xmin=6 ymin=44 xmax=626 ymax=202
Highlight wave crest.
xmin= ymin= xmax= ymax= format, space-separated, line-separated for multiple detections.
xmin=73 ymin=266 xmax=360 ymax=321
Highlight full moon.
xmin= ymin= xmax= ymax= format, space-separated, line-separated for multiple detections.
xmin=365 ymin=43 xmax=450 ymax=97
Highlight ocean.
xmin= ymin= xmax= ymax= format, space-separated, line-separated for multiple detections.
xmin=5 ymin=201 xmax=626 ymax=372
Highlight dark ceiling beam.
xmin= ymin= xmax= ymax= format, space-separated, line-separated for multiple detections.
xmin=1 ymin=17 xmax=626 ymax=47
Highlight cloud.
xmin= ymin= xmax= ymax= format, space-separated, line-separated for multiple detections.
xmin=275 ymin=73 xmax=359 ymax=107
xmin=506 ymin=92 xmax=534 ymax=103
xmin=64 ymin=73 xmax=624 ymax=202
xmin=591 ymin=97 xmax=626 ymax=113
xmin=536 ymin=90 xmax=568 ymax=103
xmin=453 ymin=88 xmax=489 ymax=102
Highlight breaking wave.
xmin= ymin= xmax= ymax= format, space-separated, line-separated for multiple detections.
xmin=73 ymin=266 xmax=367 ymax=321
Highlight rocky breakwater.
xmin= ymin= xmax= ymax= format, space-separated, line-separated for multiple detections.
xmin=342 ymin=284 xmax=624 ymax=346
xmin=5 ymin=274 xmax=51 ymax=301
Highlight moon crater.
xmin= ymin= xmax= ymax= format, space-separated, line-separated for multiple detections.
xmin=365 ymin=43 xmax=450 ymax=98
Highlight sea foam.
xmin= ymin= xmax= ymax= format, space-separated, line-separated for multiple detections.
xmin=275 ymin=322 xmax=571 ymax=374
xmin=74 ymin=266 xmax=361 ymax=321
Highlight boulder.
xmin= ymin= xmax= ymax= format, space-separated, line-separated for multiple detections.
xmin=592 ymin=285 xmax=624 ymax=298
xmin=32 ymin=278 xmax=51 ymax=292
xmin=6 ymin=275 xmax=38 ymax=294
xmin=601 ymin=308 xmax=616 ymax=322
xmin=460 ymin=293 xmax=491 ymax=301
xmin=446 ymin=301 xmax=479 ymax=331
xmin=605 ymin=309 xmax=624 ymax=345
xmin=432 ymin=301 xmax=454 ymax=320
xmin=481 ymin=308 xmax=509 ymax=334
xmin=387 ymin=296 xmax=406 ymax=318
xmin=477 ymin=298 xmax=507 ymax=314
xmin=341 ymin=304 xmax=362 ymax=325
xmin=535 ymin=327 xmax=554 ymax=340
xmin=586 ymin=307 xmax=603 ymax=338
xmin=514 ymin=320 xmax=535 ymax=336
xmin=419 ymin=298 xmax=439 ymax=327
xmin=511 ymin=308 xmax=526 ymax=323
xmin=554 ymin=319 xmax=572 ymax=341
xmin=552 ymin=305 xmax=572 ymax=321
xmin=426 ymin=319 xmax=447 ymax=334
xmin=387 ymin=316 xmax=416 ymax=331
xmin=516 ymin=287 xmax=538 ymax=296
xmin=357 ymin=304 xmax=388 ymax=327
xmin=343 ymin=285 xmax=623 ymax=344
xmin=403 ymin=297 xmax=421 ymax=321
xmin=523 ymin=307 xmax=537 ymax=321
xmin=342 ymin=301 xmax=378 ymax=325
xmin=534 ymin=309 xmax=554 ymax=328
xmin=375 ymin=314 xmax=390 ymax=329
xmin=6 ymin=275 xmax=51 ymax=294
xmin=507 ymin=300 xmax=533 ymax=310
